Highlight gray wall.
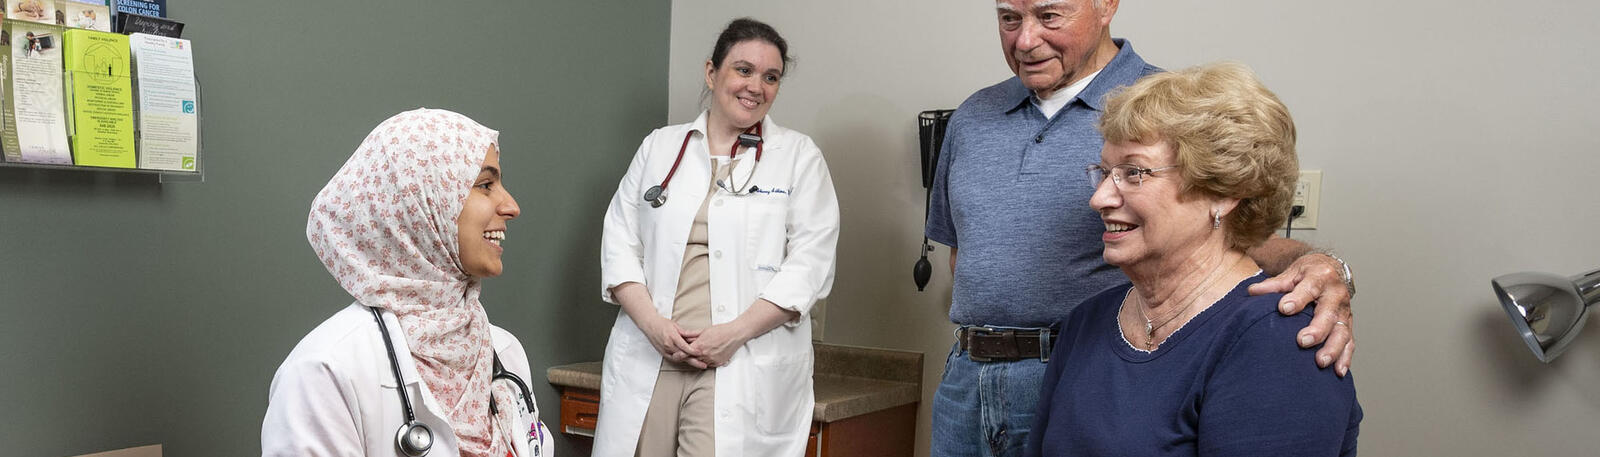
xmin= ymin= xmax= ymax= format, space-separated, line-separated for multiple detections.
xmin=0 ymin=1 xmax=668 ymax=455
xmin=670 ymin=1 xmax=1600 ymax=456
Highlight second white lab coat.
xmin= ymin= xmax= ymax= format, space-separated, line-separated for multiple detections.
xmin=596 ymin=113 xmax=839 ymax=457
xmin=262 ymin=304 xmax=554 ymax=457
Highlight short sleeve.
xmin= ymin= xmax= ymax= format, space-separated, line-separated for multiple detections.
xmin=1197 ymin=312 xmax=1361 ymax=457
xmin=924 ymin=112 xmax=959 ymax=247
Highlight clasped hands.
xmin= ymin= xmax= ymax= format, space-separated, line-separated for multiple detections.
xmin=640 ymin=315 xmax=747 ymax=370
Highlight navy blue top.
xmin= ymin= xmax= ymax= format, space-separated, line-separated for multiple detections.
xmin=1027 ymin=274 xmax=1362 ymax=457
xmin=925 ymin=39 xmax=1163 ymax=327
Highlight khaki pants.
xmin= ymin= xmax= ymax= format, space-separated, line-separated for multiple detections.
xmin=635 ymin=368 xmax=716 ymax=457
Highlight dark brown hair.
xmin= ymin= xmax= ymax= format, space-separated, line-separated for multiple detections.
xmin=710 ymin=18 xmax=791 ymax=72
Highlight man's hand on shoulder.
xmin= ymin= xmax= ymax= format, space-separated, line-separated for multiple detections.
xmin=1249 ymin=251 xmax=1355 ymax=377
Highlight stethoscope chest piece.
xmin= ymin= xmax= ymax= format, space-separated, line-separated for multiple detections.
xmin=643 ymin=185 xmax=667 ymax=208
xmin=396 ymin=420 xmax=434 ymax=456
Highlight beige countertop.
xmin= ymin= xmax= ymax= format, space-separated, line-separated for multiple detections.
xmin=546 ymin=342 xmax=922 ymax=423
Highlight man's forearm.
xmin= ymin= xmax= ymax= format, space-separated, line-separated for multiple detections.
xmin=1246 ymin=235 xmax=1314 ymax=276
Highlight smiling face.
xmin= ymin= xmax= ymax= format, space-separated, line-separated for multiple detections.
xmin=705 ymin=39 xmax=783 ymax=130
xmin=456 ymin=144 xmax=520 ymax=278
xmin=996 ymin=0 xmax=1118 ymax=98
xmin=1089 ymin=140 xmax=1232 ymax=271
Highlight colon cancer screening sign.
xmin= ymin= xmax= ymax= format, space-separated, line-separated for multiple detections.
xmin=114 ymin=0 xmax=165 ymax=18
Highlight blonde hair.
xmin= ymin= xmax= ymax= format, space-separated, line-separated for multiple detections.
xmin=1098 ymin=62 xmax=1298 ymax=249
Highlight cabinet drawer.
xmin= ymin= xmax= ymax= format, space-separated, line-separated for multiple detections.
xmin=559 ymin=388 xmax=600 ymax=437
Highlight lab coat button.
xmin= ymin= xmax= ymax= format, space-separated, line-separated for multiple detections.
xmin=717 ymin=306 xmax=726 ymax=312
xmin=713 ymin=250 xmax=723 ymax=259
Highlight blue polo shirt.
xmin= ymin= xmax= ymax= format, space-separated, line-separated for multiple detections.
xmin=926 ymin=39 xmax=1162 ymax=327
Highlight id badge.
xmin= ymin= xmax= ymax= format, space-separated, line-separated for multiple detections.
xmin=527 ymin=420 xmax=548 ymax=457
xmin=516 ymin=399 xmax=545 ymax=457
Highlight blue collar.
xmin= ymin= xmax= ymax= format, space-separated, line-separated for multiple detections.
xmin=1004 ymin=38 xmax=1150 ymax=114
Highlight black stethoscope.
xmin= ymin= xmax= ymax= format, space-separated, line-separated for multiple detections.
xmin=369 ymin=306 xmax=539 ymax=457
xmin=642 ymin=123 xmax=764 ymax=208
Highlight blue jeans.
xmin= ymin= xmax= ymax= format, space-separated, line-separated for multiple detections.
xmin=930 ymin=341 xmax=1048 ymax=457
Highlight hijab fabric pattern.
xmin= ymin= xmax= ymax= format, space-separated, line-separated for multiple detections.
xmin=306 ymin=108 xmax=508 ymax=457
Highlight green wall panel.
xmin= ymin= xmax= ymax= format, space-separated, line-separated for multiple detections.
xmin=0 ymin=1 xmax=668 ymax=455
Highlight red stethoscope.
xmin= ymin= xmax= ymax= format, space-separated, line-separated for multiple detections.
xmin=642 ymin=123 xmax=764 ymax=208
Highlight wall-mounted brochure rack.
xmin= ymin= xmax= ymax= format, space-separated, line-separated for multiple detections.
xmin=0 ymin=20 xmax=202 ymax=183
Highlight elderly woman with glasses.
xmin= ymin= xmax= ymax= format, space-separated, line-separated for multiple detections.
xmin=1025 ymin=63 xmax=1361 ymax=457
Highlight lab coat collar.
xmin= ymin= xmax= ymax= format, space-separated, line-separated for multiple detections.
xmin=373 ymin=307 xmax=422 ymax=388
xmin=689 ymin=111 xmax=709 ymax=137
xmin=369 ymin=307 xmax=463 ymax=453
xmin=688 ymin=111 xmax=779 ymax=153
xmin=373 ymin=306 xmax=517 ymax=386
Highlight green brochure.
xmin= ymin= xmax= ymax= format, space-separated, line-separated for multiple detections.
xmin=63 ymin=28 xmax=134 ymax=168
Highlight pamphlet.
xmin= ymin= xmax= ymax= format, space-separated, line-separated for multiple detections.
xmin=8 ymin=0 xmax=57 ymax=25
xmin=2 ymin=19 xmax=72 ymax=165
xmin=129 ymin=32 xmax=195 ymax=171
xmin=114 ymin=12 xmax=179 ymax=37
xmin=62 ymin=1 xmax=111 ymax=32
xmin=64 ymin=28 xmax=133 ymax=168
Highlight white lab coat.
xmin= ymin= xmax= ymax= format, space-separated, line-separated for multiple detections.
xmin=596 ymin=113 xmax=839 ymax=457
xmin=262 ymin=304 xmax=554 ymax=457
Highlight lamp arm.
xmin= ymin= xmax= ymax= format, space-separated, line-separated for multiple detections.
xmin=1574 ymin=268 xmax=1600 ymax=306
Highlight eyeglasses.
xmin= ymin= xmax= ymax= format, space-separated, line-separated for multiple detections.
xmin=1085 ymin=164 xmax=1178 ymax=190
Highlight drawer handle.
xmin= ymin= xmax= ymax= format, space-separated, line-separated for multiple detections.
xmin=563 ymin=425 xmax=595 ymax=438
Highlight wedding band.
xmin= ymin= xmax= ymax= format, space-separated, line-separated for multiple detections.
xmin=1334 ymin=321 xmax=1347 ymax=326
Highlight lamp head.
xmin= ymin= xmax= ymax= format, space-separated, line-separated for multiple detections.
xmin=1492 ymin=269 xmax=1600 ymax=363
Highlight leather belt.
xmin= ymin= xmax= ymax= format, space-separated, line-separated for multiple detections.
xmin=957 ymin=326 xmax=1054 ymax=363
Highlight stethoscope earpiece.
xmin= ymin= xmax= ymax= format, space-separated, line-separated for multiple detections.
xmin=396 ymin=421 xmax=434 ymax=457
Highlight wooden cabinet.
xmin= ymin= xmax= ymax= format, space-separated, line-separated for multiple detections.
xmin=548 ymin=344 xmax=923 ymax=456
xmin=804 ymin=403 xmax=917 ymax=457
xmin=553 ymin=387 xmax=916 ymax=457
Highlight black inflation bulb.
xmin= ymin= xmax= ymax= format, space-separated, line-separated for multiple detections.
xmin=914 ymin=256 xmax=932 ymax=291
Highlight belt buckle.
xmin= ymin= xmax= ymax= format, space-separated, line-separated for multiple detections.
xmin=963 ymin=326 xmax=1010 ymax=362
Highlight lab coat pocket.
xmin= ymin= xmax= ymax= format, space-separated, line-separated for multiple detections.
xmin=744 ymin=197 xmax=789 ymax=288
xmin=751 ymin=262 xmax=780 ymax=292
xmin=747 ymin=353 xmax=812 ymax=435
xmin=746 ymin=194 xmax=787 ymax=228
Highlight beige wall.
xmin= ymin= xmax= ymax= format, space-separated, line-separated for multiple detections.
xmin=669 ymin=1 xmax=1600 ymax=455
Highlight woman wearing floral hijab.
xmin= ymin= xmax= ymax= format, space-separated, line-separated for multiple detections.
xmin=263 ymin=108 xmax=552 ymax=457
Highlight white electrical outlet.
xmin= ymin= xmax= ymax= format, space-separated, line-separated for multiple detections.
xmin=1292 ymin=170 xmax=1321 ymax=229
